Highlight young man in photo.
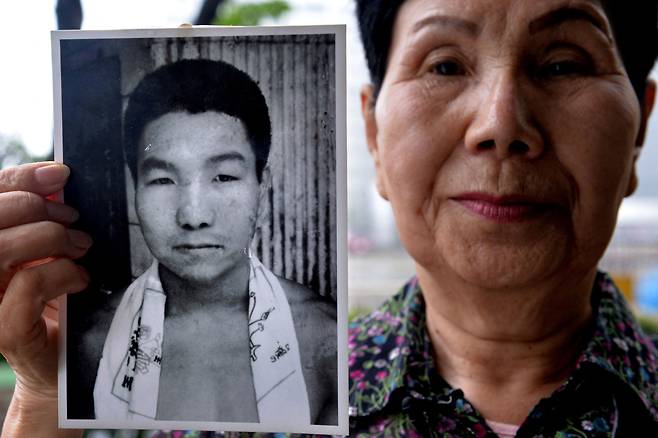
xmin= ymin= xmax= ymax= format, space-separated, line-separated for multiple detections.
xmin=87 ymin=59 xmax=337 ymax=426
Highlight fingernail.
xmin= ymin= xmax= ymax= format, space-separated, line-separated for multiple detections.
xmin=35 ymin=165 xmax=70 ymax=186
xmin=77 ymin=266 xmax=91 ymax=283
xmin=68 ymin=230 xmax=93 ymax=249
xmin=45 ymin=202 xmax=79 ymax=223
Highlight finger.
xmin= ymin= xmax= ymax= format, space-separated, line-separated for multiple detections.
xmin=0 ymin=162 xmax=70 ymax=197
xmin=0 ymin=259 xmax=88 ymax=353
xmin=0 ymin=222 xmax=92 ymax=272
xmin=43 ymin=299 xmax=59 ymax=323
xmin=0 ymin=191 xmax=79 ymax=229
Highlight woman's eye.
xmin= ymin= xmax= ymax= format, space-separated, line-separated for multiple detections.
xmin=540 ymin=60 xmax=590 ymax=78
xmin=431 ymin=60 xmax=465 ymax=76
xmin=213 ymin=174 xmax=237 ymax=183
xmin=147 ymin=177 xmax=175 ymax=186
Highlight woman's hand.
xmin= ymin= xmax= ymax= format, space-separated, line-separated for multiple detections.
xmin=0 ymin=162 xmax=91 ymax=438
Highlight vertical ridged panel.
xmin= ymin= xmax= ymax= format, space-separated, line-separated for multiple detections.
xmin=123 ymin=35 xmax=336 ymax=298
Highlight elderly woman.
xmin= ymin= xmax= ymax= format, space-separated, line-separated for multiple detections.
xmin=349 ymin=0 xmax=658 ymax=436
xmin=1 ymin=0 xmax=658 ymax=437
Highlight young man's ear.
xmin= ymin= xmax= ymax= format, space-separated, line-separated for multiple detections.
xmin=361 ymin=84 xmax=388 ymax=201
xmin=627 ymin=80 xmax=657 ymax=196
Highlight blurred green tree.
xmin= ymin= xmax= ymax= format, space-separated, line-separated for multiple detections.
xmin=0 ymin=135 xmax=50 ymax=169
xmin=213 ymin=0 xmax=291 ymax=26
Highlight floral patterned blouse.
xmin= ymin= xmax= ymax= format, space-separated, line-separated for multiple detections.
xmin=348 ymin=272 xmax=658 ymax=437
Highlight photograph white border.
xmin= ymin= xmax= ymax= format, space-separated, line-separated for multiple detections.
xmin=53 ymin=24 xmax=347 ymax=435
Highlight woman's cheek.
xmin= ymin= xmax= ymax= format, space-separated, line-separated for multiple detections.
xmin=379 ymin=105 xmax=453 ymax=202
xmin=563 ymin=84 xmax=638 ymax=200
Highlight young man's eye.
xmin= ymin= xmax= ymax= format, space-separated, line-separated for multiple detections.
xmin=431 ymin=60 xmax=465 ymax=76
xmin=147 ymin=177 xmax=175 ymax=185
xmin=212 ymin=174 xmax=238 ymax=183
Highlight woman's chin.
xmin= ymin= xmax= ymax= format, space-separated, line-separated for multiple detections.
xmin=450 ymin=258 xmax=556 ymax=290
xmin=431 ymin=237 xmax=570 ymax=291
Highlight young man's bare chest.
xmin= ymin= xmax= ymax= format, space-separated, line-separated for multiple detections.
xmin=155 ymin=305 xmax=258 ymax=421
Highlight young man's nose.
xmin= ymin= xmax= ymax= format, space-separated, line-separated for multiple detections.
xmin=464 ymin=70 xmax=544 ymax=160
xmin=176 ymin=185 xmax=216 ymax=230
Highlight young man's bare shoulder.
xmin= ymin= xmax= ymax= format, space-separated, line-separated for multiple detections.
xmin=277 ymin=276 xmax=338 ymax=424
xmin=76 ymin=289 xmax=124 ymax=360
xmin=277 ymin=276 xmax=336 ymax=325
xmin=69 ymin=287 xmax=124 ymax=417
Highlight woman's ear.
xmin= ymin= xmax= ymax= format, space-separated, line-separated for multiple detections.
xmin=635 ymin=79 xmax=656 ymax=146
xmin=636 ymin=79 xmax=656 ymax=147
xmin=361 ymin=84 xmax=388 ymax=201
xmin=625 ymin=148 xmax=640 ymax=197
xmin=627 ymin=80 xmax=657 ymax=197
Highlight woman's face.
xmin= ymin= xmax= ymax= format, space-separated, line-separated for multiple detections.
xmin=364 ymin=0 xmax=653 ymax=288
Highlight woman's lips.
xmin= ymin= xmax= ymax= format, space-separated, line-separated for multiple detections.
xmin=452 ymin=193 xmax=551 ymax=223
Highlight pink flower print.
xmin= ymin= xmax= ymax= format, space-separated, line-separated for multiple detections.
xmin=350 ymin=369 xmax=365 ymax=380
xmin=436 ymin=416 xmax=457 ymax=432
xmin=367 ymin=326 xmax=383 ymax=337
xmin=472 ymin=423 xmax=487 ymax=438
xmin=375 ymin=370 xmax=388 ymax=381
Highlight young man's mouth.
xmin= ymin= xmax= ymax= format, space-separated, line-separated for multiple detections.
xmin=173 ymin=243 xmax=224 ymax=252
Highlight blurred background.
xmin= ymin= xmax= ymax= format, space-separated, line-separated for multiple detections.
xmin=2 ymin=0 xmax=658 ymax=429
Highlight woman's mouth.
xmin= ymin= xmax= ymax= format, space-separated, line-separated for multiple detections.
xmin=452 ymin=193 xmax=552 ymax=223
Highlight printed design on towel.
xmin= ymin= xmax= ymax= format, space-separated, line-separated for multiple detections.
xmin=248 ymin=289 xmax=275 ymax=362
xmin=116 ymin=304 xmax=163 ymax=395
xmin=130 ymin=323 xmax=163 ymax=374
xmin=270 ymin=342 xmax=291 ymax=363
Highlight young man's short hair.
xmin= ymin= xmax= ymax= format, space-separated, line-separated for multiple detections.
xmin=123 ymin=59 xmax=272 ymax=182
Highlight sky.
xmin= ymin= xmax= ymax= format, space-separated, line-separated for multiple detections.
xmin=0 ymin=1 xmax=656 ymax=200
xmin=0 ymin=0 xmax=360 ymax=157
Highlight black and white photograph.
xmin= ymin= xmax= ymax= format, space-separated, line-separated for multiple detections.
xmin=53 ymin=26 xmax=346 ymax=434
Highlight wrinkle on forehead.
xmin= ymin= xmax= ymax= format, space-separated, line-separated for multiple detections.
xmin=384 ymin=0 xmax=617 ymax=90
xmin=393 ymin=0 xmax=611 ymax=45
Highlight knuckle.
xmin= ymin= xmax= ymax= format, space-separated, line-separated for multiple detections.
xmin=0 ymin=330 xmax=12 ymax=352
xmin=12 ymin=268 xmax=45 ymax=298
xmin=51 ymin=258 xmax=75 ymax=277
xmin=9 ymin=191 xmax=46 ymax=218
xmin=35 ymin=220 xmax=68 ymax=243
xmin=0 ymin=166 xmax=24 ymax=193
xmin=0 ymin=314 xmax=10 ymax=350
xmin=0 ymin=270 xmax=45 ymax=352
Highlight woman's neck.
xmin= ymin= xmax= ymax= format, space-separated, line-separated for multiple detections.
xmin=417 ymin=266 xmax=596 ymax=425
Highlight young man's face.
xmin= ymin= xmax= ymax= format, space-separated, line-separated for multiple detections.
xmin=135 ymin=110 xmax=260 ymax=287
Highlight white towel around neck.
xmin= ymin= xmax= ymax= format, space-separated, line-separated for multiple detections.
xmin=93 ymin=256 xmax=310 ymax=426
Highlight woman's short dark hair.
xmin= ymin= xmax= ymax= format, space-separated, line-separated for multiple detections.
xmin=356 ymin=0 xmax=658 ymax=102
xmin=123 ymin=59 xmax=271 ymax=182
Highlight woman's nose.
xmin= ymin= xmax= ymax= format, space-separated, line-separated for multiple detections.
xmin=176 ymin=184 xmax=215 ymax=230
xmin=464 ymin=71 xmax=544 ymax=160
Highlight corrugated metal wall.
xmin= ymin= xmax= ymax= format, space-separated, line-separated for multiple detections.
xmin=120 ymin=35 xmax=337 ymax=299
